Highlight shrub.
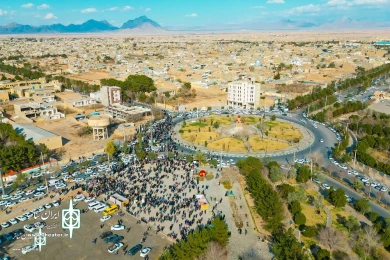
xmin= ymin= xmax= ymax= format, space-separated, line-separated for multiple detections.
xmin=302 ymin=226 xmax=316 ymax=238
xmin=294 ymin=212 xmax=306 ymax=226
xmin=222 ymin=181 xmax=232 ymax=189
xmin=289 ymin=200 xmax=302 ymax=215
xmin=206 ymin=174 xmax=214 ymax=180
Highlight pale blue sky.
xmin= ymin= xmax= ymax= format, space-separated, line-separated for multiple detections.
xmin=0 ymin=0 xmax=389 ymax=27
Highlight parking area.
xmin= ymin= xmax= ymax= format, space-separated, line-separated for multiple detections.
xmin=0 ymin=197 xmax=172 ymax=259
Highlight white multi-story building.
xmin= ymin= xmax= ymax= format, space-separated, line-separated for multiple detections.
xmin=90 ymin=86 xmax=122 ymax=107
xmin=227 ymin=78 xmax=261 ymax=109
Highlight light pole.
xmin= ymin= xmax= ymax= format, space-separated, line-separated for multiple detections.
xmin=0 ymin=165 xmax=5 ymax=196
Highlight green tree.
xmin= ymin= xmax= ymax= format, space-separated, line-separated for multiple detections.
xmin=352 ymin=181 xmax=363 ymax=191
xmin=210 ymin=217 xmax=230 ymax=246
xmin=272 ymin=228 xmax=307 ymax=260
xmin=236 ymin=157 xmax=263 ymax=176
xmin=148 ymin=152 xmax=157 ymax=160
xmin=136 ymin=149 xmax=146 ymax=160
xmin=294 ymin=212 xmax=306 ymax=226
xmin=316 ymin=248 xmax=331 ymax=260
xmin=269 ymin=166 xmax=282 ymax=182
xmin=328 ymin=188 xmax=347 ymax=208
xmin=193 ymin=151 xmax=206 ymax=165
xmin=381 ymin=228 xmax=390 ymax=247
xmin=168 ymin=152 xmax=175 ymax=159
xmin=344 ymin=216 xmax=360 ymax=232
xmin=287 ymin=186 xmax=307 ymax=203
xmin=278 ymin=183 xmax=295 ymax=199
xmin=355 ymin=198 xmax=370 ymax=214
xmin=296 ymin=165 xmax=311 ymax=183
xmin=105 ymin=140 xmax=116 ymax=163
xmin=210 ymin=159 xmax=218 ymax=167
xmin=271 ymin=114 xmax=276 ymax=121
xmin=289 ymin=200 xmax=302 ymax=215
xmin=186 ymin=155 xmax=193 ymax=163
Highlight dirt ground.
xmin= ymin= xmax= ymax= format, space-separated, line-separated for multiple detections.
xmin=67 ymin=70 xmax=115 ymax=85
xmin=248 ymin=136 xmax=289 ymax=151
xmin=34 ymin=118 xmax=107 ymax=162
xmin=369 ymin=100 xmax=390 ymax=115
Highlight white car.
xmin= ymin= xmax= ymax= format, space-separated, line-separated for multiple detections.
xmin=347 ymin=170 xmax=354 ymax=175
xmin=32 ymin=172 xmax=42 ymax=178
xmin=6 ymin=201 xmax=17 ymax=208
xmin=25 ymin=190 xmax=34 ymax=196
xmin=36 ymin=184 xmax=46 ymax=191
xmin=2 ymin=194 xmax=11 ymax=200
xmin=24 ymin=224 xmax=36 ymax=232
xmin=44 ymin=203 xmax=52 ymax=209
xmin=85 ymin=197 xmax=95 ymax=203
xmin=322 ymin=183 xmax=331 ymax=190
xmin=19 ymin=197 xmax=28 ymax=203
xmin=37 ymin=206 xmax=45 ymax=212
xmin=111 ymin=224 xmax=125 ymax=231
xmin=319 ymin=139 xmax=323 ymax=143
xmin=9 ymin=218 xmax=18 ymax=225
xmin=381 ymin=187 xmax=388 ymax=192
xmin=53 ymin=200 xmax=60 ymax=207
xmin=1 ymin=222 xmax=10 ymax=228
xmin=74 ymin=195 xmax=85 ymax=202
xmin=0 ymin=200 xmax=7 ymax=206
xmin=25 ymin=212 xmax=34 ymax=219
xmin=371 ymin=182 xmax=380 ymax=187
xmin=108 ymin=242 xmax=124 ymax=253
xmin=34 ymin=221 xmax=46 ymax=229
xmin=16 ymin=215 xmax=27 ymax=222
xmin=15 ymin=190 xmax=25 ymax=196
xmin=34 ymin=191 xmax=45 ymax=197
xmin=100 ymin=215 xmax=112 ymax=222
xmin=22 ymin=245 xmax=37 ymax=254
xmin=140 ymin=247 xmax=152 ymax=257
xmin=55 ymin=183 xmax=66 ymax=189
xmin=361 ymin=177 xmax=370 ymax=183
xmin=11 ymin=195 xmax=22 ymax=200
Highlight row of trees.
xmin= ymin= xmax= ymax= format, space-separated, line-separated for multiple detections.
xmin=100 ymin=75 xmax=156 ymax=101
xmin=356 ymin=137 xmax=390 ymax=175
xmin=349 ymin=122 xmax=390 ymax=138
xmin=159 ymin=216 xmax=230 ymax=260
xmin=0 ymin=61 xmax=45 ymax=80
xmin=0 ymin=123 xmax=49 ymax=172
xmin=332 ymin=101 xmax=367 ymax=117
xmin=287 ymin=63 xmax=390 ymax=110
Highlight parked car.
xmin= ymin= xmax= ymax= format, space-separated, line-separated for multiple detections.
xmin=24 ymin=224 xmax=36 ymax=233
xmin=140 ymin=247 xmax=152 ymax=257
xmin=322 ymin=184 xmax=330 ymax=190
xmin=100 ymin=231 xmax=113 ymax=239
xmin=104 ymin=234 xmax=119 ymax=243
xmin=128 ymin=244 xmax=143 ymax=255
xmin=313 ymin=178 xmax=321 ymax=184
xmin=108 ymin=242 xmax=124 ymax=253
xmin=100 ymin=216 xmax=112 ymax=222
xmin=111 ymin=224 xmax=125 ymax=231
xmin=22 ymin=245 xmax=37 ymax=254
xmin=74 ymin=195 xmax=85 ymax=202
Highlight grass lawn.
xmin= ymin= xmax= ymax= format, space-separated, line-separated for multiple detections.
xmin=208 ymin=137 xmax=247 ymax=152
xmin=330 ymin=207 xmax=351 ymax=231
xmin=248 ymin=136 xmax=289 ymax=151
xmin=203 ymin=115 xmax=232 ymax=126
xmin=232 ymin=115 xmax=259 ymax=125
xmin=264 ymin=120 xmax=302 ymax=142
xmin=181 ymin=132 xmax=220 ymax=145
xmin=301 ymin=204 xmax=327 ymax=226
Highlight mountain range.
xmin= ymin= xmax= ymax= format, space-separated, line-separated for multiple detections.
xmin=0 ymin=16 xmax=161 ymax=34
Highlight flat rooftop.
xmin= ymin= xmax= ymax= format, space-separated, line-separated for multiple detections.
xmin=12 ymin=123 xmax=58 ymax=142
xmin=106 ymin=103 xmax=151 ymax=115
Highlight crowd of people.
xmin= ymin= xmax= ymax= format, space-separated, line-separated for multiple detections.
xmin=84 ymin=115 xmax=225 ymax=240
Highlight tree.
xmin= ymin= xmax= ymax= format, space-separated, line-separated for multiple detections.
xmin=355 ymin=198 xmax=370 ymax=214
xmin=272 ymin=228 xmax=306 ymax=260
xmin=352 ymin=181 xmax=363 ymax=191
xmin=269 ymin=166 xmax=282 ymax=182
xmin=148 ymin=152 xmax=157 ymax=160
xmin=271 ymin=115 xmax=276 ymax=121
xmin=209 ymin=217 xmax=229 ymax=247
xmin=195 ymin=242 xmax=227 ymax=260
xmin=193 ymin=152 xmax=206 ymax=165
xmin=315 ymin=248 xmax=331 ymax=260
xmin=289 ymin=200 xmax=302 ymax=215
xmin=294 ymin=212 xmax=306 ymax=226
xmin=328 ymin=188 xmax=347 ymax=208
xmin=239 ymin=246 xmax=265 ymax=260
xmin=296 ymin=165 xmax=311 ymax=183
xmin=287 ymin=168 xmax=297 ymax=179
xmin=185 ymin=155 xmax=193 ymax=163
xmin=318 ymin=227 xmax=345 ymax=250
xmin=105 ymin=140 xmax=116 ymax=164
xmin=380 ymin=228 xmax=390 ymax=247
xmin=312 ymin=194 xmax=324 ymax=213
xmin=277 ymin=183 xmax=295 ymax=199
xmin=210 ymin=159 xmax=218 ymax=167
xmin=287 ymin=186 xmax=306 ymax=203
xmin=364 ymin=225 xmax=380 ymax=254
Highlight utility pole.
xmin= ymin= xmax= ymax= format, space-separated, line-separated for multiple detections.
xmin=0 ymin=166 xmax=5 ymax=196
xmin=354 ymin=150 xmax=357 ymax=169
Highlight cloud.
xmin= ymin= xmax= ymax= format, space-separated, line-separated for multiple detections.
xmin=43 ymin=13 xmax=57 ymax=20
xmin=266 ymin=0 xmax=285 ymax=3
xmin=21 ymin=3 xmax=34 ymax=8
xmin=122 ymin=6 xmax=134 ymax=11
xmin=145 ymin=8 xmax=151 ymax=12
xmin=37 ymin=4 xmax=50 ymax=10
xmin=287 ymin=4 xmax=321 ymax=15
xmin=353 ymin=0 xmax=388 ymax=4
xmin=81 ymin=8 xmax=97 ymax=13
xmin=186 ymin=13 xmax=198 ymax=17
xmin=0 ymin=9 xmax=8 ymax=16
xmin=251 ymin=6 xmax=265 ymax=9
xmin=108 ymin=7 xmax=119 ymax=11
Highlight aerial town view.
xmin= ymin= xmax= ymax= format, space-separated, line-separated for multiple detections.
xmin=1 ymin=1 xmax=390 ymax=260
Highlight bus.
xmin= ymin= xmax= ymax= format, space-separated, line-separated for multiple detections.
xmin=102 ymin=204 xmax=119 ymax=216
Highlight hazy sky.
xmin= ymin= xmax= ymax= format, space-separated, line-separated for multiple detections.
xmin=0 ymin=0 xmax=389 ymax=27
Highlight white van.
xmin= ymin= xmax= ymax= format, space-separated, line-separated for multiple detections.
xmin=48 ymin=180 xmax=59 ymax=187
xmin=94 ymin=205 xmax=106 ymax=213
xmin=88 ymin=202 xmax=100 ymax=210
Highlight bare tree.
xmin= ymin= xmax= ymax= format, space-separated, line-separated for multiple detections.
xmin=221 ymin=167 xmax=239 ymax=185
xmin=239 ymin=245 xmax=266 ymax=260
xmin=196 ymin=242 xmax=227 ymax=260
xmin=126 ymin=113 xmax=143 ymax=123
xmin=376 ymin=191 xmax=385 ymax=204
xmin=318 ymin=227 xmax=345 ymax=250
xmin=364 ymin=225 xmax=380 ymax=253
xmin=309 ymin=151 xmax=323 ymax=167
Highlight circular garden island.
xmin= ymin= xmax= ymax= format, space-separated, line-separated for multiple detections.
xmin=178 ymin=115 xmax=304 ymax=154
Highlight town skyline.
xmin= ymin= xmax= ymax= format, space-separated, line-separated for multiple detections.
xmin=0 ymin=0 xmax=390 ymax=30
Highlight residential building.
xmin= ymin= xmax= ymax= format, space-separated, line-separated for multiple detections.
xmin=227 ymin=78 xmax=261 ymax=109
xmin=99 ymin=86 xmax=122 ymax=107
xmin=104 ymin=103 xmax=151 ymax=121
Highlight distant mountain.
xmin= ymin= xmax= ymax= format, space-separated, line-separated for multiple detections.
xmin=121 ymin=16 xmax=161 ymax=29
xmin=0 ymin=16 xmax=161 ymax=34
